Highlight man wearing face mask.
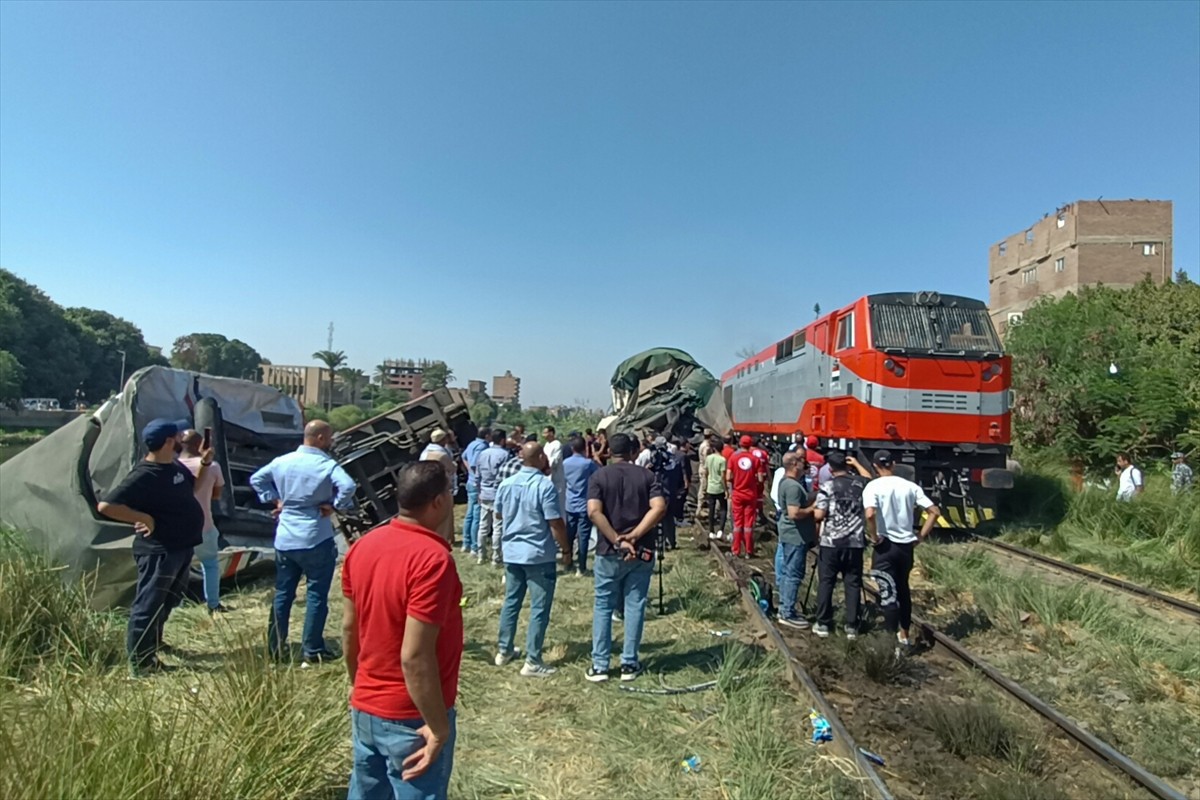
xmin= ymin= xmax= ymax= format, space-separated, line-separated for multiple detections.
xmin=251 ymin=420 xmax=358 ymax=663
xmin=97 ymin=418 xmax=206 ymax=675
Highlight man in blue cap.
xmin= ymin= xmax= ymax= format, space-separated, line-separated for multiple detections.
xmin=98 ymin=417 xmax=208 ymax=674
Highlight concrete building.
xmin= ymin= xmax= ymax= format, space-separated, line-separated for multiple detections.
xmin=379 ymin=359 xmax=425 ymax=394
xmin=467 ymin=379 xmax=487 ymax=395
xmin=261 ymin=364 xmax=342 ymax=408
xmin=493 ymin=370 xmax=521 ymax=405
xmin=988 ymin=199 xmax=1173 ymax=335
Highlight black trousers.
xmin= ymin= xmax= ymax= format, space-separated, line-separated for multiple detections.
xmin=128 ymin=548 xmax=193 ymax=666
xmin=815 ymin=546 xmax=864 ymax=628
xmin=704 ymin=493 xmax=727 ymax=533
xmin=870 ymin=539 xmax=915 ymax=633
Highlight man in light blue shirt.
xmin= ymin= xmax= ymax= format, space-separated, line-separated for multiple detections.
xmin=493 ymin=442 xmax=570 ymax=677
xmin=461 ymin=427 xmax=490 ymax=557
xmin=475 ymin=428 xmax=511 ymax=565
xmin=562 ymin=435 xmax=599 ymax=576
xmin=250 ymin=420 xmax=357 ymax=663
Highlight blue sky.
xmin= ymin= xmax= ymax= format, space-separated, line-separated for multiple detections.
xmin=2 ymin=1 xmax=1197 ymax=407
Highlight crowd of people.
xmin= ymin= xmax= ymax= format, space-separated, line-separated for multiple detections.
xmin=94 ymin=415 xmax=1193 ymax=800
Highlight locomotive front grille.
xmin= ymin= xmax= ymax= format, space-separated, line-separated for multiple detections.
xmin=919 ymin=392 xmax=970 ymax=411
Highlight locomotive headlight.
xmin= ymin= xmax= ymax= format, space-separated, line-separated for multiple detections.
xmin=884 ymin=358 xmax=896 ymax=371
xmin=983 ymin=363 xmax=1002 ymax=380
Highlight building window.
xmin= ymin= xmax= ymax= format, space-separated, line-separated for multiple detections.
xmin=836 ymin=313 xmax=855 ymax=350
xmin=1142 ymin=243 xmax=1157 ymax=256
xmin=1022 ymin=267 xmax=1038 ymax=285
xmin=998 ymin=242 xmax=1007 ymax=256
xmin=1055 ymin=257 xmax=1065 ymax=273
xmin=1056 ymin=214 xmax=1066 ymax=228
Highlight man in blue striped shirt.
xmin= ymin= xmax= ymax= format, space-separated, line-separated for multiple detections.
xmin=251 ymin=420 xmax=357 ymax=663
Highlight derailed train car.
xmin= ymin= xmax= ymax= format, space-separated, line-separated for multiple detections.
xmin=722 ymin=292 xmax=1014 ymax=527
xmin=0 ymin=366 xmax=305 ymax=607
xmin=599 ymin=347 xmax=733 ymax=442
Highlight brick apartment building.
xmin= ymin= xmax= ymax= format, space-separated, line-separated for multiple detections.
xmin=379 ymin=359 xmax=425 ymax=394
xmin=492 ymin=370 xmax=521 ymax=405
xmin=467 ymin=379 xmax=487 ymax=395
xmin=988 ymin=199 xmax=1173 ymax=335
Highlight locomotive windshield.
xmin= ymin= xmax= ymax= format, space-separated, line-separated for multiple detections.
xmin=869 ymin=294 xmax=1003 ymax=356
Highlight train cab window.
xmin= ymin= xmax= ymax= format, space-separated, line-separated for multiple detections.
xmin=836 ymin=313 xmax=855 ymax=351
xmin=793 ymin=330 xmax=806 ymax=351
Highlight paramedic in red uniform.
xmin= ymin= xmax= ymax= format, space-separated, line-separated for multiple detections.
xmin=343 ymin=461 xmax=464 ymax=800
xmin=804 ymin=435 xmax=826 ymax=491
xmin=726 ymin=435 xmax=766 ymax=558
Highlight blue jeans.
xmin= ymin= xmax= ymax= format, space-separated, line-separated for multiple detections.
xmin=775 ymin=540 xmax=808 ymax=621
xmin=497 ymin=562 xmax=558 ymax=664
xmin=591 ymin=554 xmax=654 ymax=670
xmin=270 ymin=538 xmax=337 ymax=657
xmin=348 ymin=707 xmax=457 ymax=800
xmin=566 ymin=512 xmax=591 ymax=571
xmin=462 ymin=484 xmax=480 ymax=553
xmin=195 ymin=526 xmax=221 ymax=610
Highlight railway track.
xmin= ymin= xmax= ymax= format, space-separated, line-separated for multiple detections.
xmin=708 ymin=541 xmax=1186 ymax=800
xmin=964 ymin=533 xmax=1200 ymax=621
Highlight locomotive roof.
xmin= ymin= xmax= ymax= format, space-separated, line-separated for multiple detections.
xmin=867 ymin=292 xmax=987 ymax=309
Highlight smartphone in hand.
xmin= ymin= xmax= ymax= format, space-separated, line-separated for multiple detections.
xmin=202 ymin=427 xmax=212 ymax=450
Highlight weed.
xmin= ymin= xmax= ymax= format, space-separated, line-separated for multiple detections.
xmin=839 ymin=632 xmax=913 ymax=685
xmin=971 ymin=775 xmax=1060 ymax=800
xmin=921 ymin=701 xmax=1020 ymax=761
xmin=0 ymin=530 xmax=125 ymax=680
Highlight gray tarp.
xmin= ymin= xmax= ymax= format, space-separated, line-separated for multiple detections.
xmin=0 ymin=366 xmax=303 ymax=608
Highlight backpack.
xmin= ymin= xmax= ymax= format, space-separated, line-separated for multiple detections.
xmin=825 ymin=475 xmax=866 ymax=542
xmin=748 ymin=571 xmax=776 ymax=616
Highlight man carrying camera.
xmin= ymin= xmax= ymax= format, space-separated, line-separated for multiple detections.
xmin=585 ymin=433 xmax=668 ymax=683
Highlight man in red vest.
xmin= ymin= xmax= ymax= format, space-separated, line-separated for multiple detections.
xmin=725 ymin=435 xmax=766 ymax=558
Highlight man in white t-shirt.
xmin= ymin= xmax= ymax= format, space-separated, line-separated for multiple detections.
xmin=862 ymin=450 xmax=940 ymax=648
xmin=542 ymin=426 xmax=567 ymax=510
xmin=1115 ymin=452 xmax=1144 ymax=502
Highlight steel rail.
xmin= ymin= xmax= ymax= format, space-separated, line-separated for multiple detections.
xmin=710 ymin=548 xmax=894 ymax=800
xmin=968 ymin=534 xmax=1200 ymax=619
xmin=860 ymin=582 xmax=1186 ymax=800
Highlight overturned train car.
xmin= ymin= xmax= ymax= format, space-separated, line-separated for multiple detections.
xmin=722 ymin=292 xmax=1013 ymax=527
xmin=0 ymin=366 xmax=305 ymax=608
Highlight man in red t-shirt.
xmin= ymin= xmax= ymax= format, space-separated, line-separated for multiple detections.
xmin=343 ymin=461 xmax=463 ymax=800
xmin=805 ymin=435 xmax=826 ymax=492
xmin=726 ymin=435 xmax=766 ymax=558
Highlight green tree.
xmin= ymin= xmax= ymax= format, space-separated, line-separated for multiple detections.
xmin=311 ymin=349 xmax=347 ymax=411
xmin=0 ymin=269 xmax=87 ymax=400
xmin=0 ymin=350 xmax=24 ymax=405
xmin=336 ymin=367 xmax=367 ymax=406
xmin=327 ymin=404 xmax=366 ymax=432
xmin=1007 ymin=279 xmax=1199 ymax=470
xmin=65 ymin=308 xmax=168 ymax=402
xmin=370 ymin=387 xmax=411 ymax=415
xmin=170 ymin=333 xmax=266 ymax=380
xmin=421 ymin=361 xmax=453 ymax=392
xmin=468 ymin=399 xmax=498 ymax=427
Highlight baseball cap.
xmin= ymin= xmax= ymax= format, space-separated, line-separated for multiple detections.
xmin=142 ymin=418 xmax=190 ymax=450
xmin=654 ymin=436 xmax=667 ymax=447
xmin=872 ymin=449 xmax=894 ymax=466
xmin=430 ymin=428 xmax=447 ymax=444
xmin=739 ymin=435 xmax=753 ymax=447
xmin=806 ymin=435 xmax=819 ymax=448
xmin=1171 ymin=451 xmax=1186 ymax=459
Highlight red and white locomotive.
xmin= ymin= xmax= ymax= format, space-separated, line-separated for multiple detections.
xmin=721 ymin=291 xmax=1013 ymax=527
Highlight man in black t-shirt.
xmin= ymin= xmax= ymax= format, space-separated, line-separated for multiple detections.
xmin=98 ymin=418 xmax=206 ymax=673
xmin=585 ymin=433 xmax=667 ymax=683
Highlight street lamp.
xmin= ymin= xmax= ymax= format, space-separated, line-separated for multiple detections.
xmin=117 ymin=350 xmax=128 ymax=393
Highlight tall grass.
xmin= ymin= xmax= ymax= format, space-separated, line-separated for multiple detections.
xmin=0 ymin=531 xmax=348 ymax=799
xmin=996 ymin=470 xmax=1200 ymax=596
xmin=0 ymin=529 xmax=125 ymax=681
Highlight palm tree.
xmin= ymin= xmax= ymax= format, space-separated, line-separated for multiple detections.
xmin=312 ymin=349 xmax=347 ymax=411
xmin=374 ymin=362 xmax=391 ymax=386
xmin=336 ymin=367 xmax=367 ymax=406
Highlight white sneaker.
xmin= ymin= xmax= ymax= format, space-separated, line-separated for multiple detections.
xmin=779 ymin=616 xmax=810 ymax=631
xmin=708 ymin=531 xmax=720 ymax=540
xmin=845 ymin=628 xmax=859 ymax=641
xmin=520 ymin=662 xmax=557 ymax=678
xmin=494 ymin=648 xmax=520 ymax=667
xmin=474 ymin=551 xmax=484 ymax=564
xmin=811 ymin=623 xmax=831 ymax=638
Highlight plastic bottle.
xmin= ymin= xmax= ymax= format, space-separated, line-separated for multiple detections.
xmin=680 ymin=755 xmax=702 ymax=773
